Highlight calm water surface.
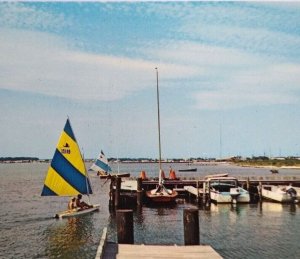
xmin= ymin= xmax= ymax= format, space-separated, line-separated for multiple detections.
xmin=1 ymin=163 xmax=300 ymax=258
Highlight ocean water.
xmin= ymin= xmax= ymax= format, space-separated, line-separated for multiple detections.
xmin=1 ymin=162 xmax=300 ymax=259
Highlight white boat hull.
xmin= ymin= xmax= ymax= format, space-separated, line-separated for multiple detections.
xmin=210 ymin=188 xmax=250 ymax=203
xmin=55 ymin=204 xmax=100 ymax=219
xmin=206 ymin=175 xmax=250 ymax=204
xmin=260 ymin=185 xmax=297 ymax=203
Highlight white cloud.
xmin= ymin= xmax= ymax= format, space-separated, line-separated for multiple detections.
xmin=0 ymin=28 xmax=198 ymax=101
xmin=145 ymin=40 xmax=300 ymax=110
xmin=193 ymin=63 xmax=300 ymax=110
xmin=1 ymin=28 xmax=299 ymax=110
xmin=0 ymin=2 xmax=69 ymax=30
xmin=1 ymin=2 xmax=299 ymax=110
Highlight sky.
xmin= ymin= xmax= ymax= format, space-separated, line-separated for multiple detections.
xmin=0 ymin=1 xmax=300 ymax=159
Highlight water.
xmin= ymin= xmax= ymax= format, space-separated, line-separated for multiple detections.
xmin=1 ymin=163 xmax=300 ymax=259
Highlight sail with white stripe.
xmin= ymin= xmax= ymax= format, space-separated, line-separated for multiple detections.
xmin=90 ymin=150 xmax=112 ymax=173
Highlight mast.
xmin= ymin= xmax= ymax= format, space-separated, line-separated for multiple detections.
xmin=155 ymin=68 xmax=163 ymax=185
xmin=82 ymin=149 xmax=92 ymax=204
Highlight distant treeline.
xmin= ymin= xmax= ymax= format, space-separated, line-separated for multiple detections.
xmin=107 ymin=157 xmax=215 ymax=162
xmin=0 ymin=157 xmax=39 ymax=162
xmin=232 ymin=156 xmax=300 ymax=167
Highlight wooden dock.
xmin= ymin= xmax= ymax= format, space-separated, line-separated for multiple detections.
xmin=103 ymin=243 xmax=222 ymax=259
xmin=120 ymin=176 xmax=300 ymax=192
xmin=95 ymin=228 xmax=222 ymax=259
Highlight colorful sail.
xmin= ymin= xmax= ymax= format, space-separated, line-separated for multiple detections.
xmin=41 ymin=119 xmax=93 ymax=196
xmin=89 ymin=150 xmax=112 ymax=173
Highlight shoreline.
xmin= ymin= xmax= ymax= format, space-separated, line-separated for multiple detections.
xmin=237 ymin=164 xmax=300 ymax=169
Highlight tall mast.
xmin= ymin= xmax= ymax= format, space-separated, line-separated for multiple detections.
xmin=156 ymin=67 xmax=162 ymax=174
xmin=82 ymin=148 xmax=92 ymax=204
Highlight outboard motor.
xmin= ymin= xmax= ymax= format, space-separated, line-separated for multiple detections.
xmin=286 ymin=188 xmax=298 ymax=203
xmin=230 ymin=188 xmax=241 ymax=204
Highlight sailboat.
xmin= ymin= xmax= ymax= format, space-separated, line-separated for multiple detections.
xmin=41 ymin=118 xmax=100 ymax=218
xmin=89 ymin=150 xmax=130 ymax=178
xmin=146 ymin=68 xmax=178 ymax=203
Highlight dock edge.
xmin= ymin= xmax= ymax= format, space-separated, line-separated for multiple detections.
xmin=95 ymin=227 xmax=108 ymax=259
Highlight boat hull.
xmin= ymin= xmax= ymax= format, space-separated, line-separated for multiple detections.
xmin=206 ymin=176 xmax=250 ymax=204
xmin=146 ymin=191 xmax=178 ymax=203
xmin=260 ymin=185 xmax=297 ymax=203
xmin=210 ymin=189 xmax=250 ymax=203
xmin=178 ymin=168 xmax=197 ymax=172
xmin=55 ymin=204 xmax=100 ymax=219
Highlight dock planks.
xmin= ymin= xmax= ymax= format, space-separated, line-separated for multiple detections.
xmin=103 ymin=244 xmax=222 ymax=259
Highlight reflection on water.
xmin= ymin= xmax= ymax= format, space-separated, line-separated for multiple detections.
xmin=45 ymin=215 xmax=95 ymax=258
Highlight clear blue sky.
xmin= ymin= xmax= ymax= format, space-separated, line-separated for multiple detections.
xmin=0 ymin=1 xmax=300 ymax=159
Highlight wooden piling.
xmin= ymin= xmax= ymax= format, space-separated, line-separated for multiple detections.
xmin=246 ymin=177 xmax=250 ymax=191
xmin=258 ymin=181 xmax=262 ymax=201
xmin=208 ymin=181 xmax=211 ymax=203
xmin=136 ymin=177 xmax=143 ymax=206
xmin=183 ymin=209 xmax=199 ymax=245
xmin=202 ymin=182 xmax=206 ymax=204
xmin=116 ymin=209 xmax=134 ymax=244
xmin=109 ymin=177 xmax=115 ymax=210
xmin=196 ymin=180 xmax=200 ymax=204
xmin=115 ymin=177 xmax=121 ymax=208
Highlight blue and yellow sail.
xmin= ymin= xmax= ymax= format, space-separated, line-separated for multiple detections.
xmin=41 ymin=119 xmax=93 ymax=196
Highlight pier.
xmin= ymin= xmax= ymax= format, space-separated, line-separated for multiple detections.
xmin=107 ymin=175 xmax=300 ymax=208
xmin=101 ymin=243 xmax=222 ymax=259
xmin=95 ymin=209 xmax=222 ymax=259
xmin=96 ymin=174 xmax=300 ymax=258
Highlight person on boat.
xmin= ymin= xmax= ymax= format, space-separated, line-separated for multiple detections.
xmin=68 ymin=197 xmax=77 ymax=210
xmin=76 ymin=194 xmax=93 ymax=210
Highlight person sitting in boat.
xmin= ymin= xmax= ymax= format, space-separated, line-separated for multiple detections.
xmin=76 ymin=194 xmax=93 ymax=210
xmin=68 ymin=197 xmax=77 ymax=210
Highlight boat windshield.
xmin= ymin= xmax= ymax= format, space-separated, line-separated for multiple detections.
xmin=210 ymin=180 xmax=237 ymax=192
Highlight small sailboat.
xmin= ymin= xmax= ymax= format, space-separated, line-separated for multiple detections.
xmin=41 ymin=118 xmax=100 ymax=218
xmin=146 ymin=68 xmax=178 ymax=203
xmin=90 ymin=150 xmax=112 ymax=177
xmin=90 ymin=151 xmax=130 ymax=178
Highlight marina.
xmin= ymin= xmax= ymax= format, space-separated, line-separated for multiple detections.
xmin=2 ymin=2 xmax=300 ymax=259
xmin=1 ymin=162 xmax=300 ymax=258
xmin=110 ymin=174 xmax=300 ymax=209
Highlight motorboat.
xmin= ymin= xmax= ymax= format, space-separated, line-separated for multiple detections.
xmin=205 ymin=175 xmax=250 ymax=203
xmin=259 ymin=184 xmax=298 ymax=203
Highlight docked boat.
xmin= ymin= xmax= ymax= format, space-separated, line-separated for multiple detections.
xmin=259 ymin=184 xmax=298 ymax=203
xmin=41 ymin=118 xmax=100 ymax=219
xmin=146 ymin=68 xmax=178 ymax=203
xmin=205 ymin=174 xmax=250 ymax=203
